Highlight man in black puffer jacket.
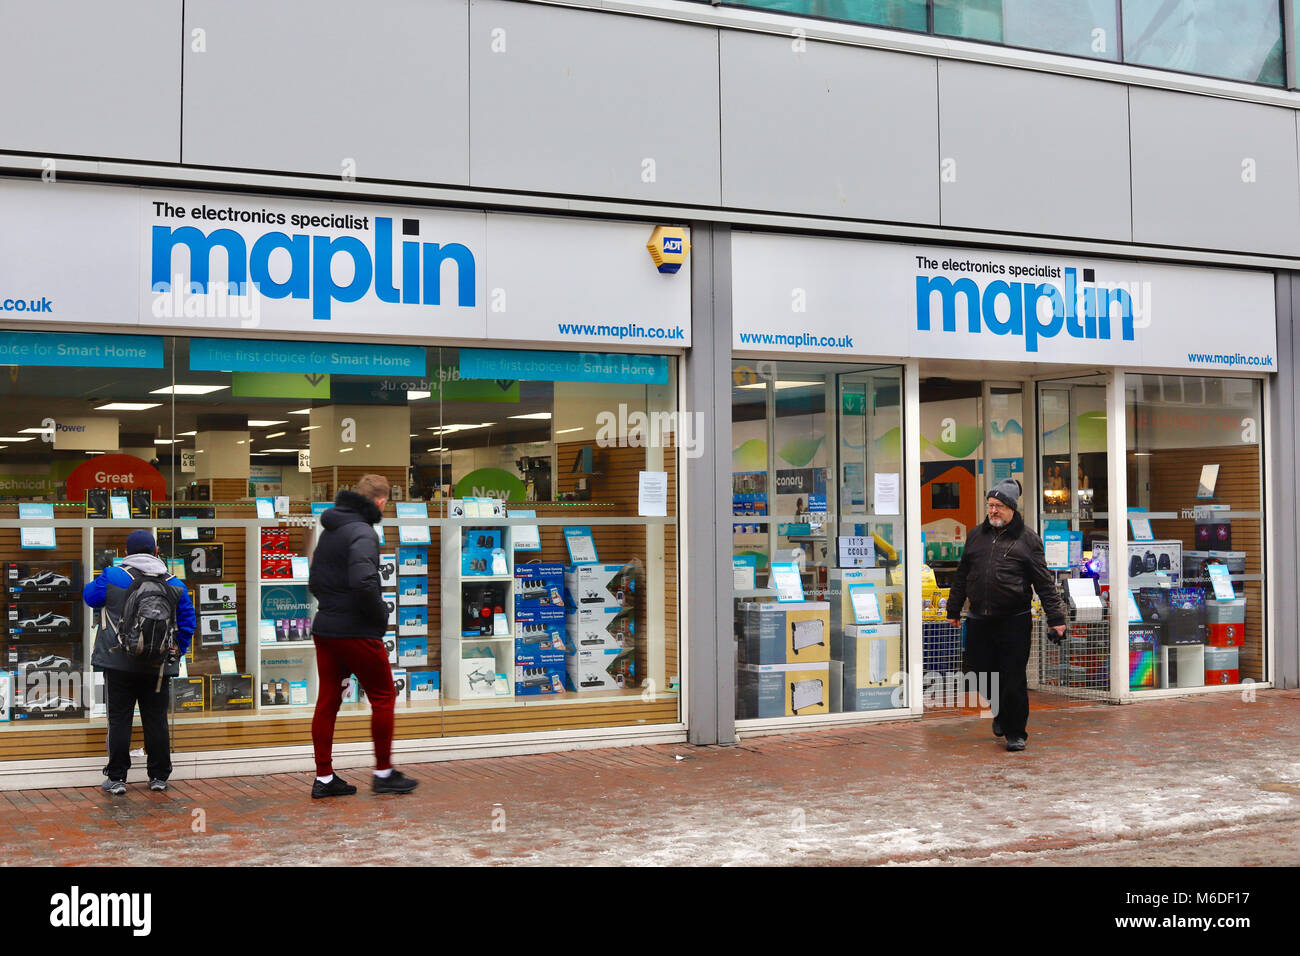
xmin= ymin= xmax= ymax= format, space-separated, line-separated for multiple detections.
xmin=947 ymin=478 xmax=1068 ymax=753
xmin=309 ymin=475 xmax=418 ymax=797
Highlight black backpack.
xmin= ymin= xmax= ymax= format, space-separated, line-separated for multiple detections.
xmin=116 ymin=568 xmax=179 ymax=676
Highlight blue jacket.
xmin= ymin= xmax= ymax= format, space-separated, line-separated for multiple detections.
xmin=84 ymin=555 xmax=196 ymax=673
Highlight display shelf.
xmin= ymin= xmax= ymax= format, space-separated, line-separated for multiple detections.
xmin=259 ymin=577 xmax=309 ymax=585
xmin=260 ymin=641 xmax=315 ymax=649
xmin=440 ymin=500 xmax=515 ymax=701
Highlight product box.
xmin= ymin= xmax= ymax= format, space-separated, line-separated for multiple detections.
xmin=398 ymin=546 xmax=428 ymax=575
xmin=566 ymin=604 xmax=635 ymax=650
xmin=1095 ymin=541 xmax=1182 ymax=585
xmin=408 ymin=670 xmax=439 ymax=701
xmin=1159 ymin=644 xmax=1205 ymax=690
xmin=198 ymin=613 xmax=239 ymax=646
xmin=397 ymin=636 xmax=428 ymax=667
xmin=341 ymin=674 xmax=360 ymax=704
xmin=398 ymin=606 xmax=427 ymax=636
xmin=514 ymin=563 xmax=566 ymax=609
xmin=262 ymin=678 xmax=291 ymax=706
xmin=5 ymin=561 xmax=82 ymax=599
xmin=737 ymin=662 xmax=832 ymax=718
xmin=833 ymin=624 xmax=904 ymax=711
xmin=515 ymin=606 xmax=567 ymax=656
xmin=383 ymin=633 xmax=398 ymax=664
xmin=564 ymin=562 xmax=636 ymax=608
xmin=197 ymin=583 xmax=238 ymax=612
xmin=460 ymin=656 xmax=498 ymax=698
xmin=172 ymin=676 xmax=206 ymax=711
xmin=378 ymin=553 xmax=397 ymax=589
xmin=0 ymin=670 xmax=10 ymax=721
xmin=565 ymin=646 xmax=636 ymax=692
xmin=89 ymin=670 xmax=105 ymax=718
xmin=208 ymin=674 xmax=254 ymax=711
xmin=6 ymin=602 xmax=81 ymax=638
xmin=735 ymin=601 xmax=831 ymax=665
xmin=5 ymin=641 xmax=81 ymax=674
xmin=274 ymin=618 xmax=311 ymax=643
xmin=1204 ymin=646 xmax=1240 ymax=685
xmin=1207 ymin=621 xmax=1244 ymax=648
xmin=1128 ymin=628 xmax=1156 ymax=689
xmin=10 ymin=668 xmax=85 ymax=718
xmin=260 ymin=528 xmax=291 ymax=552
xmin=515 ymin=659 xmax=565 ymax=696
xmin=1209 ymin=551 xmax=1247 ymax=575
xmin=383 ymin=594 xmax=397 ymax=629
xmin=391 ymin=668 xmax=407 ymax=699
xmin=398 ymin=576 xmax=428 ymax=606
xmin=289 ymin=680 xmax=309 ymax=705
xmin=462 ymin=528 xmax=505 ymax=576
xmin=1195 ymin=518 xmax=1232 ymax=551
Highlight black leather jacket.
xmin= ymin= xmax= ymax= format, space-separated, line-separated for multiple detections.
xmin=309 ymin=490 xmax=390 ymax=639
xmin=948 ymin=512 xmax=1068 ymax=627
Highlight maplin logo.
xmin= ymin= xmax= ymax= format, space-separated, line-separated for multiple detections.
xmin=49 ymin=886 xmax=151 ymax=936
xmin=151 ymin=216 xmax=475 ymax=320
xmin=916 ymin=267 xmax=1150 ymax=353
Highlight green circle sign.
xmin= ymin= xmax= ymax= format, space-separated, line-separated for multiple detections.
xmin=454 ymin=467 xmax=527 ymax=503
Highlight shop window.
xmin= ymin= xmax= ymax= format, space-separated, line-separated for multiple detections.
xmin=1122 ymin=0 xmax=1284 ymax=85
xmin=0 ymin=331 xmax=680 ymax=750
xmin=731 ymin=361 xmax=907 ymax=722
xmin=935 ymin=0 xmax=1121 ymax=59
xmin=1124 ymin=374 xmax=1265 ymax=692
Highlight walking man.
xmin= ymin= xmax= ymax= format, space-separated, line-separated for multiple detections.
xmin=947 ymin=479 xmax=1068 ymax=752
xmin=309 ymin=475 xmax=418 ymax=796
xmin=85 ymin=530 xmax=196 ymax=793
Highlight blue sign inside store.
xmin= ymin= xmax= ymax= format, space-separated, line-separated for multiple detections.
xmin=0 ymin=331 xmax=164 ymax=368
xmin=189 ymin=338 xmax=425 ymax=376
xmin=458 ymin=349 xmax=668 ymax=384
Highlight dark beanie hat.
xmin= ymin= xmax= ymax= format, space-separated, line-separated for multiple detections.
xmin=988 ymin=478 xmax=1022 ymax=512
xmin=125 ymin=530 xmax=157 ymax=555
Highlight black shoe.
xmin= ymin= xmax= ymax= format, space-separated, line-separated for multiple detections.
xmin=373 ymin=769 xmax=418 ymax=794
xmin=991 ymin=719 xmax=1004 ymax=738
xmin=1006 ymin=738 xmax=1026 ymax=752
xmin=312 ymin=774 xmax=358 ymax=799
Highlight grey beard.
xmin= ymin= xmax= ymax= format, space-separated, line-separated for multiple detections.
xmin=989 ymin=516 xmax=1007 ymax=528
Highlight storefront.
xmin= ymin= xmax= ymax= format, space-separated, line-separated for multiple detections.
xmin=728 ymin=230 xmax=1278 ymax=730
xmin=0 ymin=177 xmax=690 ymax=785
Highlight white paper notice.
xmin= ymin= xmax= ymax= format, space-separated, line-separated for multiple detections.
xmin=109 ymin=496 xmax=130 ymax=520
xmin=638 ymin=471 xmax=668 ymax=517
xmin=255 ymin=498 xmax=275 ymax=520
xmin=179 ymin=525 xmax=199 ymax=541
xmin=874 ymin=473 xmax=900 ymax=515
xmin=1129 ymin=516 xmax=1154 ymax=541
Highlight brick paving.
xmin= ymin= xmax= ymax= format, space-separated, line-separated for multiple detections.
xmin=1 ymin=688 xmax=1298 ymax=866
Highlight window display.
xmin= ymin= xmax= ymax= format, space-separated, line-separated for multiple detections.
xmin=731 ymin=361 xmax=908 ymax=721
xmin=1124 ymin=374 xmax=1266 ymax=690
xmin=0 ymin=332 xmax=680 ymax=750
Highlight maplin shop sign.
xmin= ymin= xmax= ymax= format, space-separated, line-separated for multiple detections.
xmin=149 ymin=201 xmax=476 ymax=320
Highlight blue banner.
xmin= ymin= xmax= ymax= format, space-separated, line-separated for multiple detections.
xmin=0 ymin=332 xmax=164 ymax=368
xmin=190 ymin=338 xmax=425 ymax=376
xmin=459 ymin=349 xmax=667 ymax=384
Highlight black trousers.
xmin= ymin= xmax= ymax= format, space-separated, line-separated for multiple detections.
xmin=962 ymin=613 xmax=1032 ymax=740
xmin=103 ymin=668 xmax=172 ymax=781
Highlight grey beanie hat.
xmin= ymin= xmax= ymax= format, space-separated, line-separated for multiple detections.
xmin=988 ymin=478 xmax=1022 ymax=512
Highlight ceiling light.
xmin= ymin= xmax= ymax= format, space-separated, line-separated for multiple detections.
xmin=426 ymin=422 xmax=494 ymax=434
xmin=19 ymin=427 xmax=52 ymax=434
xmin=95 ymin=402 xmax=161 ymax=411
xmin=300 ymin=425 xmax=320 ymax=432
xmin=735 ymin=381 xmax=815 ymax=391
xmin=236 ymin=440 xmax=246 ymax=445
xmin=179 ymin=430 xmax=197 ymax=436
xmin=154 ymin=439 xmax=179 ymax=445
xmin=250 ymin=453 xmax=269 ymax=457
xmin=0 ymin=436 xmax=35 ymax=442
xmin=426 ymin=447 xmax=448 ymax=453
xmin=259 ymin=448 xmax=301 ymax=453
xmin=289 ymin=408 xmax=312 ymax=415
xmin=555 ymin=426 xmax=585 ymax=435
xmin=408 ymin=391 xmax=431 ymax=401
xmin=508 ymin=412 xmax=552 ymax=420
xmin=85 ymin=450 xmax=104 ymax=455
xmin=149 ymin=384 xmax=229 ymax=396
xmin=247 ymin=420 xmax=287 ymax=427
xmin=266 ymin=431 xmax=285 ymax=439
xmin=339 ymin=448 xmax=353 ymax=454
xmin=0 ymin=446 xmax=6 ymax=451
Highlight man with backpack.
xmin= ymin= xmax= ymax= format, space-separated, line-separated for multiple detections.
xmin=84 ymin=530 xmax=195 ymax=794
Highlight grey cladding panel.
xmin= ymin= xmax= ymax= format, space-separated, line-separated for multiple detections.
xmin=470 ymin=0 xmax=721 ymax=205
xmin=1130 ymin=88 xmax=1300 ymax=255
xmin=938 ymin=61 xmax=1131 ymax=242
xmin=720 ymin=32 xmax=938 ymax=223
xmin=183 ymin=0 xmax=468 ymax=184
xmin=0 ymin=0 xmax=181 ymax=162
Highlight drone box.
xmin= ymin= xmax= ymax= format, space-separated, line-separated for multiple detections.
xmin=5 ymin=561 xmax=82 ymax=599
xmin=459 ymin=656 xmax=497 ymax=699
xmin=197 ymin=583 xmax=238 ymax=612
xmin=736 ymin=602 xmax=830 ymax=665
xmin=5 ymin=602 xmax=81 ymax=638
xmin=208 ymin=674 xmax=254 ymax=711
xmin=736 ymin=662 xmax=831 ymax=718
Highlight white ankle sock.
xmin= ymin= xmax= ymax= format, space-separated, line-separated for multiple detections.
xmin=374 ymin=768 xmax=393 ymax=779
xmin=316 ymin=775 xmax=334 ymax=785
